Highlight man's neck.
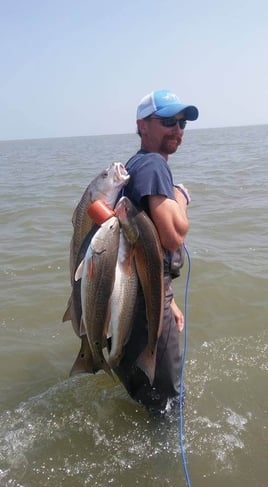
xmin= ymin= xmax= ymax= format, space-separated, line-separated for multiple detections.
xmin=140 ymin=145 xmax=168 ymax=161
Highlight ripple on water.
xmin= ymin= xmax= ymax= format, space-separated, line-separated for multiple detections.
xmin=0 ymin=331 xmax=267 ymax=486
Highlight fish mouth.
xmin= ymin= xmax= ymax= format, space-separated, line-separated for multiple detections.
xmin=113 ymin=162 xmax=130 ymax=184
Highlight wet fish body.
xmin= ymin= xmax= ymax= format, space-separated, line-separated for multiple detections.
xmin=134 ymin=211 xmax=164 ymax=385
xmin=116 ymin=197 xmax=164 ymax=385
xmin=70 ymin=162 xmax=129 ymax=284
xmin=63 ymin=162 xmax=129 ymax=336
xmin=75 ymin=216 xmax=120 ymax=377
xmin=64 ymin=225 xmax=99 ymax=341
xmin=108 ymin=230 xmax=138 ymax=369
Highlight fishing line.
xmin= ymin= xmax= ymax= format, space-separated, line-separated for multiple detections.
xmin=119 ymin=184 xmax=192 ymax=485
xmin=179 ymin=242 xmax=192 ymax=487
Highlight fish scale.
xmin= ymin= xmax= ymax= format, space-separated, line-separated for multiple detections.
xmin=115 ymin=197 xmax=164 ymax=385
xmin=76 ymin=216 xmax=120 ymax=378
xmin=62 ymin=162 xmax=129 ymax=345
xmin=108 ymin=230 xmax=138 ymax=369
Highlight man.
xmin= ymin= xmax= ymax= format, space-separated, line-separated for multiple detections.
xmin=113 ymin=89 xmax=199 ymax=413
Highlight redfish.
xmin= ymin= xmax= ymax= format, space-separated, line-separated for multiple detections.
xmin=75 ymin=216 xmax=120 ymax=378
xmin=108 ymin=229 xmax=138 ymax=369
xmin=115 ymin=197 xmax=164 ymax=385
xmin=63 ymin=162 xmax=129 ymax=337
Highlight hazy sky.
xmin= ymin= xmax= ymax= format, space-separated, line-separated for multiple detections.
xmin=1 ymin=0 xmax=267 ymax=140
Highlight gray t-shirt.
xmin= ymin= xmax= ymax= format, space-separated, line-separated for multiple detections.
xmin=124 ymin=150 xmax=184 ymax=276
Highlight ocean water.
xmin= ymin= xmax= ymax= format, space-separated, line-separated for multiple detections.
xmin=1 ymin=125 xmax=267 ymax=487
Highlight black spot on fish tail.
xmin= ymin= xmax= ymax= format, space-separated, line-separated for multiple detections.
xmin=69 ymin=335 xmax=96 ymax=377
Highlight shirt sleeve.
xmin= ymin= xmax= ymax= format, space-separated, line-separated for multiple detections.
xmin=125 ymin=152 xmax=175 ymax=208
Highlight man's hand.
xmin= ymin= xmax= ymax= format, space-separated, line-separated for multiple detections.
xmin=174 ymin=183 xmax=191 ymax=206
xmin=170 ymin=298 xmax=184 ymax=332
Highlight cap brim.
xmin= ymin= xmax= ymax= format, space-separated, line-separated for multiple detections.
xmin=155 ymin=104 xmax=199 ymax=121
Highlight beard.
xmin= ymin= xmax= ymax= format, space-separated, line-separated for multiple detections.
xmin=159 ymin=135 xmax=182 ymax=155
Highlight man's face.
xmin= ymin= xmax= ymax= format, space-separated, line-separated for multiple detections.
xmin=139 ymin=114 xmax=186 ymax=158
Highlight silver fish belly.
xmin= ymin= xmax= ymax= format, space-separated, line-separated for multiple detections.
xmin=75 ymin=216 xmax=120 ymax=378
xmin=63 ymin=162 xmax=129 ymax=337
xmin=108 ymin=229 xmax=138 ymax=369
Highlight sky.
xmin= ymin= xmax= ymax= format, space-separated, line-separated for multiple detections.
xmin=1 ymin=0 xmax=267 ymax=140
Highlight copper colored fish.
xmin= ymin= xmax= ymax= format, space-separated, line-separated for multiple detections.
xmin=75 ymin=216 xmax=120 ymax=378
xmin=115 ymin=197 xmax=164 ymax=385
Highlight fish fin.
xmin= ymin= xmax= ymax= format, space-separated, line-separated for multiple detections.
xmin=79 ymin=318 xmax=86 ymax=336
xmin=62 ymin=304 xmax=71 ymax=322
xmin=108 ymin=355 xmax=118 ymax=369
xmin=102 ymin=336 xmax=108 ymax=348
xmin=74 ymin=259 xmax=84 ymax=281
xmin=92 ymin=343 xmax=115 ymax=381
xmin=100 ymin=358 xmax=116 ymax=381
xmin=62 ymin=293 xmax=73 ymax=322
xmin=108 ymin=350 xmax=124 ymax=370
xmin=104 ymin=363 xmax=116 ymax=381
xmin=69 ymin=335 xmax=96 ymax=377
xmin=136 ymin=346 xmax=157 ymax=386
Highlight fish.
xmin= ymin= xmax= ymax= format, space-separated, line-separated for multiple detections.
xmin=69 ymin=334 xmax=95 ymax=377
xmin=70 ymin=162 xmax=129 ymax=284
xmin=63 ymin=162 xmax=129 ymax=336
xmin=64 ymin=225 xmax=99 ymax=347
xmin=75 ymin=216 xmax=120 ymax=378
xmin=115 ymin=196 xmax=164 ymax=385
xmin=67 ymin=227 xmax=99 ymax=377
xmin=108 ymin=229 xmax=138 ymax=369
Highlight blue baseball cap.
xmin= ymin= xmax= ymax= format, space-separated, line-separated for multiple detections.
xmin=136 ymin=89 xmax=199 ymax=121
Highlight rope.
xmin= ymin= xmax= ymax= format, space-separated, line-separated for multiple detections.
xmin=179 ymin=242 xmax=192 ymax=486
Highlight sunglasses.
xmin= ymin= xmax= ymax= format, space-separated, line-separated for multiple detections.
xmin=149 ymin=117 xmax=187 ymax=130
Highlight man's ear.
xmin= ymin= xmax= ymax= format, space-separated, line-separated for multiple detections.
xmin=137 ymin=119 xmax=147 ymax=135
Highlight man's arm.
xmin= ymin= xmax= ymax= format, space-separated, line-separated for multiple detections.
xmin=148 ymin=187 xmax=189 ymax=252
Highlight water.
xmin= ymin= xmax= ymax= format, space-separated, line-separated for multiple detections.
xmin=1 ymin=125 xmax=267 ymax=486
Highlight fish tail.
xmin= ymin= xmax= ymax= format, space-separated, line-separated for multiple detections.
xmin=92 ymin=346 xmax=116 ymax=381
xmin=102 ymin=358 xmax=116 ymax=381
xmin=108 ymin=351 xmax=122 ymax=370
xmin=136 ymin=346 xmax=157 ymax=386
xmin=69 ymin=335 xmax=96 ymax=377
